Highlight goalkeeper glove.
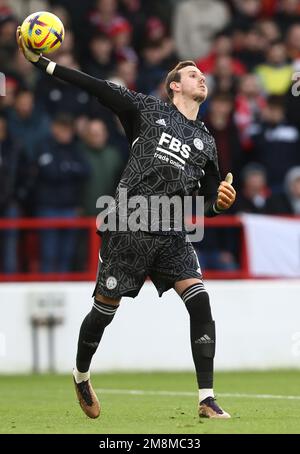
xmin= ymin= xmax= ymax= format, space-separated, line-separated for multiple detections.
xmin=16 ymin=26 xmax=41 ymax=63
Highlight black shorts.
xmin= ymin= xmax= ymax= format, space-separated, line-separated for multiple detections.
xmin=93 ymin=230 xmax=202 ymax=299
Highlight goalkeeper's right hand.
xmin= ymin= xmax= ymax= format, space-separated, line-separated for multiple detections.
xmin=16 ymin=26 xmax=41 ymax=63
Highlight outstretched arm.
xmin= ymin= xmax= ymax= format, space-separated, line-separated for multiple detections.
xmin=16 ymin=27 xmax=143 ymax=115
xmin=36 ymin=57 xmax=137 ymax=113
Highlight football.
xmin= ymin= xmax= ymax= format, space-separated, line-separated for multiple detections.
xmin=20 ymin=11 xmax=64 ymax=54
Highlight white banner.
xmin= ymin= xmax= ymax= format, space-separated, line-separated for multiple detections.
xmin=242 ymin=214 xmax=300 ymax=277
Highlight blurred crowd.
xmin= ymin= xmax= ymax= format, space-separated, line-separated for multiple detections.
xmin=1 ymin=0 xmax=300 ymax=274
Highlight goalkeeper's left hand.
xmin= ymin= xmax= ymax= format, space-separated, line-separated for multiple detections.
xmin=216 ymin=172 xmax=236 ymax=211
xmin=16 ymin=26 xmax=41 ymax=63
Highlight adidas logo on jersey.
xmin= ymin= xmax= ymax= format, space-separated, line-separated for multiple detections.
xmin=195 ymin=334 xmax=214 ymax=344
xmin=156 ymin=119 xmax=167 ymax=127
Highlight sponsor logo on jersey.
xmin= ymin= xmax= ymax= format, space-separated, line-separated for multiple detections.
xmin=154 ymin=132 xmax=190 ymax=170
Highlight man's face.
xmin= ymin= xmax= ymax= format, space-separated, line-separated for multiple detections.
xmin=15 ymin=92 xmax=34 ymax=118
xmin=174 ymin=66 xmax=208 ymax=103
xmin=86 ymin=120 xmax=108 ymax=149
xmin=245 ymin=172 xmax=266 ymax=193
xmin=52 ymin=123 xmax=74 ymax=144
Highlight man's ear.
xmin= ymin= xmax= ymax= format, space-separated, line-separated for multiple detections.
xmin=170 ymin=80 xmax=180 ymax=94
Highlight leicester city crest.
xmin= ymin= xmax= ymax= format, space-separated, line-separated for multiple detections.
xmin=106 ymin=276 xmax=117 ymax=290
xmin=193 ymin=138 xmax=204 ymax=151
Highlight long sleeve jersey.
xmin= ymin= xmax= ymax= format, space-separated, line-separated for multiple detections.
xmin=34 ymin=58 xmax=222 ymax=233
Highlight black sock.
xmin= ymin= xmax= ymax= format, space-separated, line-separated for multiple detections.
xmin=76 ymin=300 xmax=119 ymax=372
xmin=181 ymin=283 xmax=215 ymax=389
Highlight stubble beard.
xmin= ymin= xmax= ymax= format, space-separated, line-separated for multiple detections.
xmin=193 ymin=94 xmax=206 ymax=103
xmin=193 ymin=88 xmax=207 ymax=104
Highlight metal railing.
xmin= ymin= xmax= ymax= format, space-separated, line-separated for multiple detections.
xmin=0 ymin=215 xmax=248 ymax=281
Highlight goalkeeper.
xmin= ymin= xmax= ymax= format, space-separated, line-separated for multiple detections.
xmin=17 ymin=28 xmax=236 ymax=420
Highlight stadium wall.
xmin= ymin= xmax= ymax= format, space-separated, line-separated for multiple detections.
xmin=0 ymin=281 xmax=300 ymax=373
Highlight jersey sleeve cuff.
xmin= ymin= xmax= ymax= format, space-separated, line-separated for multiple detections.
xmin=212 ymin=202 xmax=224 ymax=215
xmin=33 ymin=56 xmax=55 ymax=74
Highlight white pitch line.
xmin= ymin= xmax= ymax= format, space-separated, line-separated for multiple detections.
xmin=96 ymin=389 xmax=194 ymax=397
xmin=95 ymin=389 xmax=300 ymax=401
xmin=219 ymin=392 xmax=300 ymax=400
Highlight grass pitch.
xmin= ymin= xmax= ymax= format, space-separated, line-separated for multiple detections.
xmin=0 ymin=370 xmax=299 ymax=434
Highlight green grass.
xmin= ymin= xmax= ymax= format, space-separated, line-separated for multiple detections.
xmin=0 ymin=371 xmax=299 ymax=434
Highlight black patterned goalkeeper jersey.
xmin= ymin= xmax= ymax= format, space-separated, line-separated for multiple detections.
xmin=35 ymin=58 xmax=221 ymax=233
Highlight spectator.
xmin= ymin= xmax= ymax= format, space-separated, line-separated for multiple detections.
xmin=80 ymin=119 xmax=124 ymax=217
xmin=256 ymin=19 xmax=282 ymax=45
xmin=111 ymin=58 xmax=138 ymax=91
xmin=7 ymin=88 xmax=49 ymax=158
xmin=48 ymin=0 xmax=93 ymax=37
xmin=234 ymin=74 xmax=266 ymax=150
xmin=255 ymin=41 xmax=293 ymax=95
xmin=137 ymin=42 xmax=170 ymax=94
xmin=109 ymin=22 xmax=138 ymax=65
xmin=119 ymin=0 xmax=146 ymax=50
xmin=233 ymin=27 xmax=267 ymax=71
xmin=144 ymin=16 xmax=167 ymax=44
xmin=204 ymin=93 xmax=241 ymax=178
xmin=88 ymin=0 xmax=120 ymax=36
xmin=250 ymin=96 xmax=300 ymax=192
xmin=286 ymin=23 xmax=300 ymax=62
xmin=0 ymin=0 xmax=14 ymax=17
xmin=234 ymin=163 xmax=270 ymax=213
xmin=11 ymin=47 xmax=38 ymax=90
xmin=229 ymin=0 xmax=261 ymax=30
xmin=275 ymin=0 xmax=300 ymax=37
xmin=0 ymin=9 xmax=17 ymax=73
xmin=208 ymin=54 xmax=240 ymax=95
xmin=0 ymin=114 xmax=23 ymax=273
xmin=108 ymin=17 xmax=135 ymax=58
xmin=83 ymin=33 xmax=115 ymax=79
xmin=142 ymin=16 xmax=177 ymax=68
xmin=196 ymin=32 xmax=246 ymax=76
xmin=195 ymin=227 xmax=238 ymax=271
xmin=32 ymin=114 xmax=90 ymax=272
xmin=141 ymin=0 xmax=173 ymax=25
xmin=35 ymin=53 xmax=91 ymax=117
xmin=266 ymin=166 xmax=300 ymax=214
xmin=6 ymin=1 xmax=48 ymax=18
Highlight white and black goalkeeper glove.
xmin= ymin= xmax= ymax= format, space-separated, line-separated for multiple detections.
xmin=16 ymin=26 xmax=41 ymax=63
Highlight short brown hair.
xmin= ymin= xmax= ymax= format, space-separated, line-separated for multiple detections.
xmin=165 ymin=60 xmax=197 ymax=101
